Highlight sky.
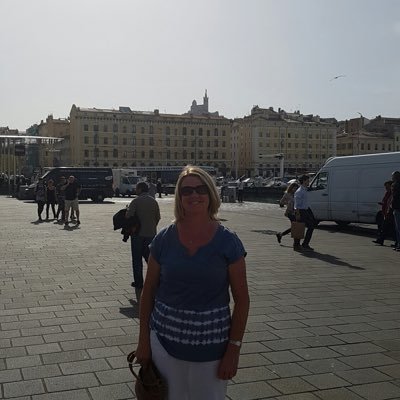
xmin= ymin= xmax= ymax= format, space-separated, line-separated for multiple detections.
xmin=1 ymin=0 xmax=399 ymax=131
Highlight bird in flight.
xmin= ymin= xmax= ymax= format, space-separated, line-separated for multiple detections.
xmin=330 ymin=75 xmax=346 ymax=81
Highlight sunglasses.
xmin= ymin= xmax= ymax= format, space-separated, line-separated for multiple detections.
xmin=180 ymin=185 xmax=209 ymax=196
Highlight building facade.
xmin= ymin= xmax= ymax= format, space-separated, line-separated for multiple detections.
xmin=337 ymin=116 xmax=400 ymax=156
xmin=68 ymin=104 xmax=232 ymax=174
xmin=232 ymin=106 xmax=338 ymax=177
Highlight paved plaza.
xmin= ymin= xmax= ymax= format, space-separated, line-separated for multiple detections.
xmin=1 ymin=195 xmax=400 ymax=400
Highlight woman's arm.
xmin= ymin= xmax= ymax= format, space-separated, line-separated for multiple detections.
xmin=135 ymin=254 xmax=160 ymax=366
xmin=218 ymin=256 xmax=249 ymax=380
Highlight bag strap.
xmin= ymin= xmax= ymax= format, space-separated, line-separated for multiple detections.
xmin=127 ymin=351 xmax=140 ymax=380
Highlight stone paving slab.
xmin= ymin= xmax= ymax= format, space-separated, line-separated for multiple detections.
xmin=1 ymin=195 xmax=400 ymax=399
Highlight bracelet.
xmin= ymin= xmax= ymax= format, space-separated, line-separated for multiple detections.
xmin=229 ymin=339 xmax=242 ymax=347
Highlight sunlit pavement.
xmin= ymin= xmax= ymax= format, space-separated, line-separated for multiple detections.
xmin=1 ymin=195 xmax=400 ymax=400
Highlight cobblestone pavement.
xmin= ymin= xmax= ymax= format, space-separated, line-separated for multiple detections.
xmin=1 ymin=195 xmax=400 ymax=400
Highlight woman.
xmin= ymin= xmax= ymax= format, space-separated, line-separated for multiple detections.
xmin=45 ymin=179 xmax=57 ymax=220
xmin=135 ymin=166 xmax=249 ymax=400
xmin=35 ymin=177 xmax=47 ymax=221
xmin=276 ymin=182 xmax=299 ymax=244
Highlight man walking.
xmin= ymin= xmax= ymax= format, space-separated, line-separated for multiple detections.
xmin=391 ymin=171 xmax=400 ymax=251
xmin=63 ymin=175 xmax=81 ymax=226
xmin=294 ymin=174 xmax=316 ymax=251
xmin=126 ymin=181 xmax=160 ymax=299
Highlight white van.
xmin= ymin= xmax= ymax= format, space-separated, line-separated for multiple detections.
xmin=308 ymin=152 xmax=400 ymax=226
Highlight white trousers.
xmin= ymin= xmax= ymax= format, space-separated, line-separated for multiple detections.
xmin=150 ymin=331 xmax=228 ymax=400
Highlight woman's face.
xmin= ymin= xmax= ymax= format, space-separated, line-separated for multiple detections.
xmin=180 ymin=175 xmax=210 ymax=217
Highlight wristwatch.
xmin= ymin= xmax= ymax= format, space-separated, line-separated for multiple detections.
xmin=229 ymin=339 xmax=242 ymax=347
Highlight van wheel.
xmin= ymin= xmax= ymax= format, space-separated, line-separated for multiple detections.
xmin=335 ymin=221 xmax=351 ymax=227
xmin=126 ymin=190 xmax=132 ymax=197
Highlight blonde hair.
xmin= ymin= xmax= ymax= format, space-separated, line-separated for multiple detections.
xmin=174 ymin=166 xmax=220 ymax=222
xmin=285 ymin=182 xmax=299 ymax=194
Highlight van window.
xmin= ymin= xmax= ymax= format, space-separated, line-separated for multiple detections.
xmin=310 ymin=172 xmax=328 ymax=190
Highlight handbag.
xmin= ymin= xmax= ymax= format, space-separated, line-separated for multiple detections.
xmin=127 ymin=351 xmax=167 ymax=400
xmin=291 ymin=221 xmax=305 ymax=239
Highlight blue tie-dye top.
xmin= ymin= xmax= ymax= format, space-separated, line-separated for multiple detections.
xmin=149 ymin=223 xmax=245 ymax=362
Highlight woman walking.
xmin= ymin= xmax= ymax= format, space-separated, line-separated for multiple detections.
xmin=276 ymin=182 xmax=299 ymax=244
xmin=35 ymin=177 xmax=46 ymax=221
xmin=134 ymin=165 xmax=250 ymax=400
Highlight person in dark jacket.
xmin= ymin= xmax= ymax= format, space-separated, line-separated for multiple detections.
xmin=373 ymin=180 xmax=394 ymax=246
xmin=391 ymin=171 xmax=400 ymax=251
xmin=45 ymin=179 xmax=57 ymax=220
xmin=35 ymin=178 xmax=47 ymax=221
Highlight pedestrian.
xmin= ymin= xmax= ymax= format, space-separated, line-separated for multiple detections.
xmin=63 ymin=175 xmax=81 ymax=226
xmin=276 ymin=181 xmax=299 ymax=244
xmin=373 ymin=180 xmax=394 ymax=246
xmin=148 ymin=179 xmax=157 ymax=199
xmin=391 ymin=171 xmax=400 ymax=251
xmin=237 ymin=177 xmax=244 ymax=203
xmin=126 ymin=181 xmax=160 ymax=300
xmin=45 ymin=179 xmax=57 ymax=220
xmin=156 ymin=179 xmax=162 ymax=198
xmin=293 ymin=174 xmax=316 ymax=251
xmin=134 ymin=166 xmax=250 ymax=400
xmin=56 ymin=176 xmax=66 ymax=222
xmin=35 ymin=177 xmax=46 ymax=221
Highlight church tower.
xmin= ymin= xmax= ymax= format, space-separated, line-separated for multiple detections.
xmin=203 ymin=89 xmax=209 ymax=112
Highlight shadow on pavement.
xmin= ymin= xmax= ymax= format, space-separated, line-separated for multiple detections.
xmin=299 ymin=251 xmax=365 ymax=270
xmin=120 ymin=299 xmax=139 ymax=319
xmin=316 ymin=223 xmax=377 ymax=238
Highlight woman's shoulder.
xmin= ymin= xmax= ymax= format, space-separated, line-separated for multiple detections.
xmin=155 ymin=224 xmax=176 ymax=239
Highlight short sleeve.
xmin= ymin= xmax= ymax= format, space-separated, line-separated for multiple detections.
xmin=149 ymin=225 xmax=171 ymax=264
xmin=223 ymin=230 xmax=246 ymax=265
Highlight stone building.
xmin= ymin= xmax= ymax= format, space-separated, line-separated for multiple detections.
xmin=37 ymin=115 xmax=70 ymax=168
xmin=337 ymin=116 xmax=400 ymax=156
xmin=67 ymin=104 xmax=232 ymax=174
xmin=232 ymin=106 xmax=337 ymax=177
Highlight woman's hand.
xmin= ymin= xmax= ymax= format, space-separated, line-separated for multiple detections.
xmin=135 ymin=338 xmax=152 ymax=367
xmin=217 ymin=345 xmax=240 ymax=380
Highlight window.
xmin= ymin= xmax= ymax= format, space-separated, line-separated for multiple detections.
xmin=361 ymin=143 xmax=364 ymax=150
xmin=166 ymin=138 xmax=170 ymax=146
xmin=183 ymin=127 xmax=187 ymax=135
xmin=94 ymin=134 xmax=99 ymax=145
xmin=214 ymin=128 xmax=218 ymax=136
xmin=198 ymin=139 xmax=203 ymax=147
xmin=367 ymin=143 xmax=371 ymax=150
xmin=104 ymin=125 xmax=108 ymax=132
xmin=150 ymin=126 xmax=154 ymax=134
xmin=94 ymin=148 xmax=99 ymax=158
xmin=84 ymin=136 xmax=89 ymax=144
xmin=207 ymin=130 xmax=210 ymax=136
xmin=93 ymin=125 xmax=99 ymax=132
xmin=122 ymin=126 xmax=127 ymax=133
xmin=199 ymin=128 xmax=203 ymax=136
xmin=84 ymin=124 xmax=89 ymax=131
xmin=104 ymin=150 xmax=108 ymax=158
xmin=113 ymin=135 xmax=118 ymax=145
xmin=123 ymin=138 xmax=127 ymax=145
xmin=132 ymin=137 xmax=136 ymax=145
xmin=149 ymin=150 xmax=154 ymax=158
xmin=191 ymin=129 xmax=195 ymax=136
xmin=84 ymin=150 xmax=89 ymax=158
xmin=214 ymin=151 xmax=218 ymax=159
xmin=214 ymin=139 xmax=218 ymax=147
xmin=149 ymin=137 xmax=154 ymax=146
xmin=166 ymin=127 xmax=170 ymax=135
xmin=132 ymin=125 xmax=136 ymax=133
xmin=123 ymin=151 xmax=127 ymax=158
xmin=141 ymin=127 xmax=145 ymax=134
xmin=183 ymin=138 xmax=187 ymax=146
xmin=113 ymin=149 xmax=118 ymax=158
xmin=375 ymin=144 xmax=378 ymax=150
xmin=310 ymin=172 xmax=328 ymax=190
xmin=113 ymin=124 xmax=118 ymax=133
